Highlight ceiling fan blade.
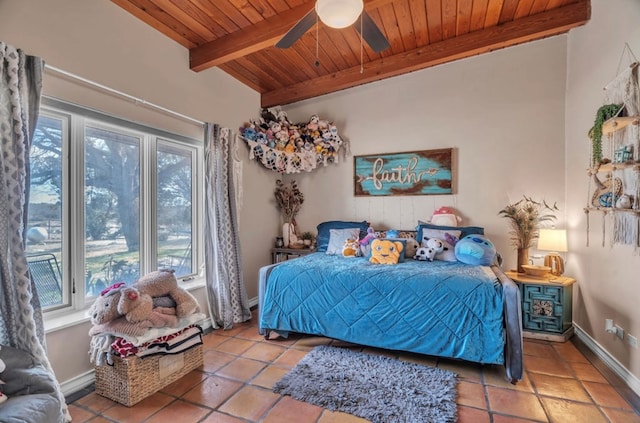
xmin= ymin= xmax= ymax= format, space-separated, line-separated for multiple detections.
xmin=276 ymin=9 xmax=317 ymax=49
xmin=356 ymin=11 xmax=390 ymax=53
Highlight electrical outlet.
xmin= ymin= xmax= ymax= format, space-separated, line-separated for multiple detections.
xmin=628 ymin=334 xmax=638 ymax=349
xmin=615 ymin=324 xmax=625 ymax=340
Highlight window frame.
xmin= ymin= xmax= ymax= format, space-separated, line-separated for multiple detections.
xmin=35 ymin=97 xmax=204 ymax=318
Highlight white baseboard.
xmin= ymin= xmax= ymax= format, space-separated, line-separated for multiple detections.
xmin=61 ymin=370 xmax=95 ymax=397
xmin=249 ymin=296 xmax=259 ymax=309
xmin=574 ymin=323 xmax=640 ymax=397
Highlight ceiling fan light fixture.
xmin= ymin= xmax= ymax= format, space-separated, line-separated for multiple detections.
xmin=315 ymin=0 xmax=363 ymax=29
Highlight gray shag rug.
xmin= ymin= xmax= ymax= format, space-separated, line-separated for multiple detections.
xmin=273 ymin=345 xmax=457 ymax=422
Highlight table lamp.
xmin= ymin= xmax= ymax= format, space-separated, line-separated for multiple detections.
xmin=537 ymin=228 xmax=568 ymax=276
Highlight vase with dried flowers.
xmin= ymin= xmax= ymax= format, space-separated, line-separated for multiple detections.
xmin=498 ymin=196 xmax=558 ymax=273
xmin=274 ymin=179 xmax=304 ymax=247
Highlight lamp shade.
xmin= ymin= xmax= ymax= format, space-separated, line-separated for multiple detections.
xmin=316 ymin=0 xmax=363 ymax=29
xmin=537 ymin=229 xmax=568 ymax=252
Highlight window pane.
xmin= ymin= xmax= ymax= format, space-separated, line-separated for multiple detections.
xmin=28 ymin=115 xmax=64 ymax=308
xmin=157 ymin=144 xmax=193 ymax=277
xmin=84 ymin=126 xmax=140 ymax=297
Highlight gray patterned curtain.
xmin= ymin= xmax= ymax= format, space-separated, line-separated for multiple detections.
xmin=0 ymin=43 xmax=69 ymax=421
xmin=204 ymin=123 xmax=251 ymax=329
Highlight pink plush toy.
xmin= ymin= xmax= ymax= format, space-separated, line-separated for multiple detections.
xmin=430 ymin=207 xmax=462 ymax=227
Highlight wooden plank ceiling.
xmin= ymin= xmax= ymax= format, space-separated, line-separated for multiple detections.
xmin=112 ymin=0 xmax=590 ymax=107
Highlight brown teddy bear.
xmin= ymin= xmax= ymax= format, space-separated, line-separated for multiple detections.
xmin=89 ymin=269 xmax=199 ymax=327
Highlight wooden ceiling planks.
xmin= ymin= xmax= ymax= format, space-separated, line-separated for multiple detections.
xmin=111 ymin=0 xmax=591 ymax=106
xmin=409 ymin=0 xmax=429 ymax=47
xmin=112 ymin=0 xmax=198 ymax=48
xmin=425 ymin=0 xmax=444 ymax=44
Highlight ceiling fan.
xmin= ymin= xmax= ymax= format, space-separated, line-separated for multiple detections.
xmin=276 ymin=0 xmax=390 ymax=53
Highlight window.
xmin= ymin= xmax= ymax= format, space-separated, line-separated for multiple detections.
xmin=27 ymin=98 xmax=202 ymax=313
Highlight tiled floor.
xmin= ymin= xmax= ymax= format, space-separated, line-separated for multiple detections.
xmin=70 ymin=311 xmax=640 ymax=422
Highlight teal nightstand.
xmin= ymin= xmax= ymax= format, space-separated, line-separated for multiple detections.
xmin=506 ymin=271 xmax=576 ymax=342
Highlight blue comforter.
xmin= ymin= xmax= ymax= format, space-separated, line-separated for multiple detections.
xmin=259 ymin=253 xmax=505 ymax=364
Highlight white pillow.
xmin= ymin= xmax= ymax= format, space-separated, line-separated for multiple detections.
xmin=420 ymin=228 xmax=462 ymax=262
xmin=326 ymin=228 xmax=361 ymax=255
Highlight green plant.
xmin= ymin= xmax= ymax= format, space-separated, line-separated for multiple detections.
xmin=588 ymin=104 xmax=623 ymax=166
xmin=300 ymin=231 xmax=314 ymax=241
xmin=498 ymin=196 xmax=559 ymax=249
xmin=86 ymin=254 xmax=139 ymax=296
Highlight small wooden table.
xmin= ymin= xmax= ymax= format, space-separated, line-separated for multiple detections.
xmin=271 ymin=247 xmax=316 ymax=264
xmin=506 ymin=271 xmax=576 ymax=342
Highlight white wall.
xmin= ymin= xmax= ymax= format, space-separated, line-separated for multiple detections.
xmin=283 ymin=36 xmax=568 ymax=269
xmin=566 ymin=0 xmax=640 ymax=384
xmin=0 ymin=0 xmax=278 ymax=389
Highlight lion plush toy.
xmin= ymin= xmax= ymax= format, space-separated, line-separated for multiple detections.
xmin=369 ymin=238 xmax=404 ymax=264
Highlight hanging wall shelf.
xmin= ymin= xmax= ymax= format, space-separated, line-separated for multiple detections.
xmin=602 ymin=115 xmax=640 ymax=135
xmin=239 ymin=108 xmax=346 ymax=174
xmin=584 ymin=46 xmax=640 ymax=248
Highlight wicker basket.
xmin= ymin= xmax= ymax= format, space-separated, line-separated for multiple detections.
xmin=95 ymin=344 xmax=203 ymax=406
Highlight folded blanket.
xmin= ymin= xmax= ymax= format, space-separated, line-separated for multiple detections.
xmin=89 ymin=309 xmax=178 ymax=338
xmin=91 ymin=312 xmax=206 ymax=345
xmin=111 ymin=325 xmax=203 ymax=358
xmin=137 ymin=332 xmax=202 ymax=358
xmin=119 ymin=312 xmax=206 ymax=346
xmin=89 ymin=314 xmax=206 ymax=365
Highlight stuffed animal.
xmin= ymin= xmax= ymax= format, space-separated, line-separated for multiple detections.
xmin=414 ymin=238 xmax=444 ymax=262
xmin=455 ymin=234 xmax=497 ymax=266
xmin=358 ymin=227 xmax=377 ymax=257
xmin=342 ymin=238 xmax=361 ymax=257
xmin=306 ymin=114 xmax=320 ymax=132
xmin=385 ymin=229 xmax=399 ymax=238
xmin=89 ymin=284 xmax=177 ymax=328
xmin=89 ymin=269 xmax=200 ymax=326
xmin=359 ymin=227 xmax=377 ymax=246
xmin=404 ymin=237 xmax=420 ymax=259
xmin=430 ymin=207 xmax=462 ymax=227
xmin=369 ymin=239 xmax=404 ymax=265
xmin=421 ymin=234 xmax=457 ymax=262
xmin=131 ymin=269 xmax=201 ymax=318
xmin=414 ymin=247 xmax=430 ymax=261
xmin=0 ymin=346 xmax=6 ymax=404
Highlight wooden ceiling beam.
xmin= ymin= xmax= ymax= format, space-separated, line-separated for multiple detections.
xmin=260 ymin=0 xmax=590 ymax=107
xmin=189 ymin=0 xmax=395 ymax=72
xmin=190 ymin=2 xmax=312 ymax=72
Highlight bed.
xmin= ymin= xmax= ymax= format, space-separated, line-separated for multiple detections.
xmin=258 ymin=247 xmax=524 ymax=383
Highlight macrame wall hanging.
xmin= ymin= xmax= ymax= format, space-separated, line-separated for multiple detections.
xmin=585 ymin=43 xmax=640 ymax=250
xmin=239 ymin=106 xmax=347 ymax=174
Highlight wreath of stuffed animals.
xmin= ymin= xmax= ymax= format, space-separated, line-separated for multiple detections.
xmin=239 ymin=107 xmax=345 ymax=174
